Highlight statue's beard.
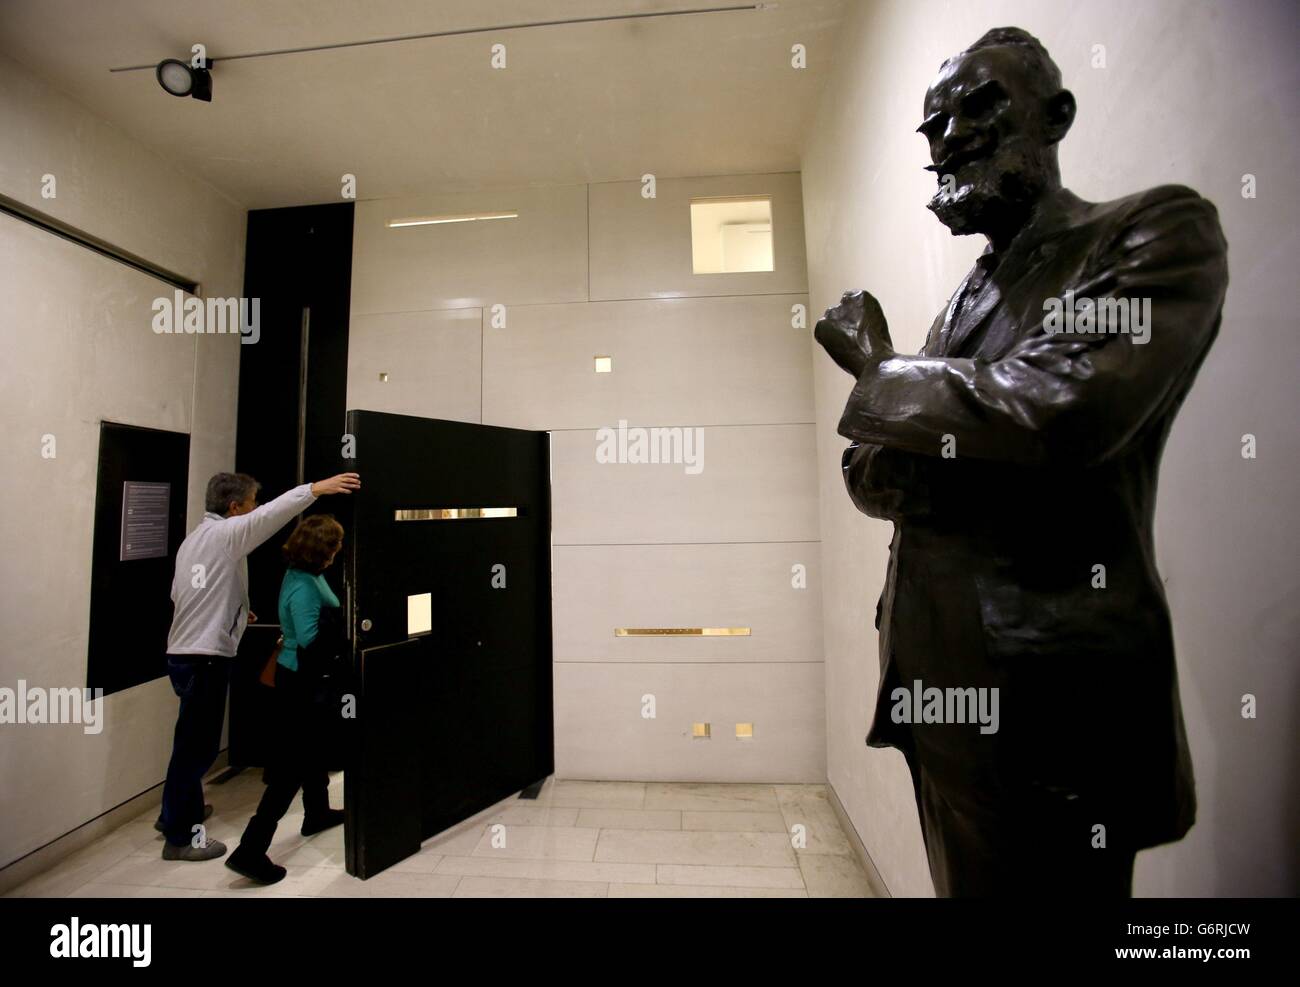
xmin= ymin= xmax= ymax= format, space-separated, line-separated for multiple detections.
xmin=927 ymin=142 xmax=1052 ymax=238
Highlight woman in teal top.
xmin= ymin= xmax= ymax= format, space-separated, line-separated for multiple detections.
xmin=227 ymin=514 xmax=346 ymax=886
xmin=278 ymin=566 xmax=341 ymax=671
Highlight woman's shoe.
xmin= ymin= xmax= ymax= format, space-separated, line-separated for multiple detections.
xmin=301 ymin=808 xmax=345 ymax=836
xmin=225 ymin=845 xmax=287 ymax=885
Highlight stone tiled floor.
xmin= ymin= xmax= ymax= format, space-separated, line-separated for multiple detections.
xmin=6 ymin=771 xmax=875 ymax=897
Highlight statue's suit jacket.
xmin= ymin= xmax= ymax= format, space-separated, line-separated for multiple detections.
xmin=840 ymin=185 xmax=1227 ymax=851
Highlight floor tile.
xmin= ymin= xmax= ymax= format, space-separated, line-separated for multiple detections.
xmin=67 ymin=883 xmax=206 ymax=898
xmin=797 ymin=853 xmax=875 ymax=898
xmin=644 ymin=783 xmax=779 ymax=812
xmin=575 ymin=808 xmax=681 ymax=830
xmin=610 ymin=883 xmax=807 ymax=898
xmin=594 ymin=829 xmax=797 ymax=867
xmin=453 ymin=876 xmax=608 ymax=898
xmin=537 ymin=780 xmax=646 ymax=809
xmin=435 ymin=856 xmax=656 ymax=884
xmin=469 ymin=824 xmax=600 ymax=861
xmin=8 ymin=778 xmax=870 ymax=899
xmin=656 ymin=863 xmax=805 ymax=889
xmin=681 ymin=810 xmax=787 ymax=833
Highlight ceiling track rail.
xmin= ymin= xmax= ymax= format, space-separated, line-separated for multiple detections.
xmin=108 ymin=4 xmax=767 ymax=72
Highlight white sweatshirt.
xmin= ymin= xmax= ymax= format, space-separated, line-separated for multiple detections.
xmin=166 ymin=483 xmax=318 ymax=657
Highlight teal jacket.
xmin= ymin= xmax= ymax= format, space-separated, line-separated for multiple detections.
xmin=277 ymin=567 xmax=341 ymax=671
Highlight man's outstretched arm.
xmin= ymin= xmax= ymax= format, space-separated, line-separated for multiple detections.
xmin=224 ymin=472 xmax=361 ymax=559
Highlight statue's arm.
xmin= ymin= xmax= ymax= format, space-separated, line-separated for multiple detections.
xmin=842 ymin=442 xmax=934 ymax=519
xmin=837 ymin=189 xmax=1228 ymax=466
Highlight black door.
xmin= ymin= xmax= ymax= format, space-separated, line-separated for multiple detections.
xmin=342 ymin=410 xmax=553 ymax=879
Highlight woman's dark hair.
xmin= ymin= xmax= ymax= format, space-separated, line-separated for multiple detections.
xmin=282 ymin=514 xmax=345 ymax=574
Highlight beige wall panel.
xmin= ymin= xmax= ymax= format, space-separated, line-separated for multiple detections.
xmin=589 ymin=173 xmax=807 ymax=300
xmin=554 ymin=542 xmax=823 ymax=661
xmin=482 ymin=294 xmax=812 ymax=430
xmin=347 ymin=308 xmax=482 ymax=423
xmin=550 ymin=424 xmax=820 ymax=546
xmin=350 ymin=185 xmax=589 ymax=315
xmin=554 ymin=661 xmax=825 ymax=782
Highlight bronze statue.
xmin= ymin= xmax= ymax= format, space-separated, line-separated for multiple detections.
xmin=815 ymin=27 xmax=1228 ymax=896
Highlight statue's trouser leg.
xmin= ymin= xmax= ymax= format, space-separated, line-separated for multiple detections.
xmin=903 ymin=748 xmax=1135 ymax=897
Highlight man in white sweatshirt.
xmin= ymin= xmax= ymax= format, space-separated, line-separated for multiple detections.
xmin=159 ymin=470 xmax=360 ymax=860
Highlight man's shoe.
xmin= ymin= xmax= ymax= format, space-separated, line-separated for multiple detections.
xmin=225 ymin=847 xmax=287 ymax=886
xmin=154 ymin=803 xmax=213 ymax=833
xmin=301 ymin=808 xmax=345 ymax=837
xmin=161 ymin=838 xmax=227 ymax=861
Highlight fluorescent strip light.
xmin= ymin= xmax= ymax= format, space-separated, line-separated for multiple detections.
xmin=690 ymin=194 xmax=773 ymax=206
xmin=387 ymin=211 xmax=518 ymax=228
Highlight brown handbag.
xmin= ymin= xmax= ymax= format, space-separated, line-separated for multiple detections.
xmin=258 ymin=637 xmax=284 ymax=688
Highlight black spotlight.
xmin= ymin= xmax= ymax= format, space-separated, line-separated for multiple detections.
xmin=155 ymin=58 xmax=212 ymax=102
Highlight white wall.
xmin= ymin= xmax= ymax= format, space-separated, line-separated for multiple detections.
xmin=348 ymin=173 xmax=826 ymax=782
xmin=0 ymin=53 xmax=246 ymax=869
xmin=801 ymin=0 xmax=1300 ymax=896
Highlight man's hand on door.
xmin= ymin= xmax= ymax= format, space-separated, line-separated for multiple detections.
xmin=312 ymin=473 xmax=362 ymax=497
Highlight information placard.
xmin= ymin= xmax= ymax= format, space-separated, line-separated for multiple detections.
xmin=120 ymin=481 xmax=170 ymax=561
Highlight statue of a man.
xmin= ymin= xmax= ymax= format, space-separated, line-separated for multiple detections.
xmin=815 ymin=27 xmax=1228 ymax=897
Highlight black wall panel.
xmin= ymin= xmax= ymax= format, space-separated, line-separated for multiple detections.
xmin=87 ymin=422 xmax=190 ymax=696
xmin=230 ymin=202 xmax=355 ymax=767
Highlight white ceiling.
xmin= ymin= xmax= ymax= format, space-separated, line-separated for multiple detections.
xmin=0 ymin=0 xmax=846 ymax=209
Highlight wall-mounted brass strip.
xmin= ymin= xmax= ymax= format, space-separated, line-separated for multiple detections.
xmin=615 ymin=627 xmax=751 ymax=637
xmin=394 ymin=507 xmax=519 ymax=521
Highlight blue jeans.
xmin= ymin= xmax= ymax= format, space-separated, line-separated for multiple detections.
xmin=159 ymin=655 xmax=231 ymax=846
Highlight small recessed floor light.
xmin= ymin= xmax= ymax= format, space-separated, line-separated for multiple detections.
xmin=379 ymin=372 xmax=389 ymax=382
xmin=736 ymin=723 xmax=754 ymax=739
xmin=692 ymin=722 xmax=711 ymax=739
xmin=594 ymin=356 xmax=613 ymax=373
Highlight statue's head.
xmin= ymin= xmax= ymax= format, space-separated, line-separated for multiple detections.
xmin=918 ymin=28 xmax=1076 ymax=242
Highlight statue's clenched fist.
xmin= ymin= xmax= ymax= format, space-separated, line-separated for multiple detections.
xmin=814 ymin=289 xmax=893 ymax=377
